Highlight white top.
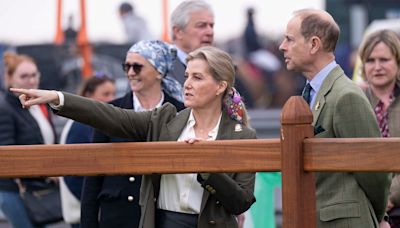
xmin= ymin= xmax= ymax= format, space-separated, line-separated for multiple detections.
xmin=28 ymin=105 xmax=54 ymax=144
xmin=133 ymin=92 xmax=164 ymax=112
xmin=157 ymin=111 xmax=222 ymax=214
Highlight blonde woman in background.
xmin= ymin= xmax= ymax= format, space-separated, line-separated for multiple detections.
xmin=359 ymin=29 xmax=400 ymax=228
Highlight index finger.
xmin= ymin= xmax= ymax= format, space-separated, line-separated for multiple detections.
xmin=10 ymin=88 xmax=29 ymax=94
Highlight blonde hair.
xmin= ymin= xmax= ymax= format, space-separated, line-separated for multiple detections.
xmin=359 ymin=29 xmax=400 ymax=85
xmin=186 ymin=46 xmax=249 ymax=126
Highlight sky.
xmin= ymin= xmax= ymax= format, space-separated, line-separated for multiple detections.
xmin=0 ymin=0 xmax=324 ymax=45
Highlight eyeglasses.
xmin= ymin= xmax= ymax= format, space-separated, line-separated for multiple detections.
xmin=19 ymin=72 xmax=41 ymax=81
xmin=122 ymin=63 xmax=144 ymax=74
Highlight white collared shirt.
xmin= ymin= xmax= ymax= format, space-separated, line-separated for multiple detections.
xmin=174 ymin=45 xmax=188 ymax=67
xmin=306 ymin=60 xmax=337 ymax=107
xmin=133 ymin=92 xmax=164 ymax=112
xmin=157 ymin=110 xmax=222 ymax=214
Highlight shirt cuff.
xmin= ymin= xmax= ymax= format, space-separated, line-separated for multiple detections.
xmin=49 ymin=91 xmax=64 ymax=110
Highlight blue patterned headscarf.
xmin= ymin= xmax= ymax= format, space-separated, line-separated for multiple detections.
xmin=128 ymin=40 xmax=183 ymax=102
xmin=128 ymin=40 xmax=176 ymax=77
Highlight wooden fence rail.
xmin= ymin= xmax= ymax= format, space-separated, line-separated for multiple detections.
xmin=0 ymin=96 xmax=398 ymax=228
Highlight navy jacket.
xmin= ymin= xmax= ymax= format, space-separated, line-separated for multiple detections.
xmin=0 ymin=91 xmax=56 ymax=191
xmin=63 ymin=121 xmax=94 ymax=199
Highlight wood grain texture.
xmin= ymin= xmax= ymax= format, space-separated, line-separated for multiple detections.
xmin=0 ymin=139 xmax=280 ymax=177
xmin=281 ymin=96 xmax=316 ymax=228
xmin=304 ymin=137 xmax=400 ymax=172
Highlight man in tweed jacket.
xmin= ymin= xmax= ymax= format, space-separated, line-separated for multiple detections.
xmin=279 ymin=9 xmax=391 ymax=227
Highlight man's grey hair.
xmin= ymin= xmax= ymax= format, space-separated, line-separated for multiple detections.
xmin=170 ymin=0 xmax=213 ymax=40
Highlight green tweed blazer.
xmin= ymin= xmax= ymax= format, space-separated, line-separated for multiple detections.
xmin=311 ymin=66 xmax=391 ymax=228
xmin=57 ymin=93 xmax=256 ymax=228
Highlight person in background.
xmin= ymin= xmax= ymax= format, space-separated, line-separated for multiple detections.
xmin=0 ymin=44 xmax=7 ymax=94
xmin=81 ymin=40 xmax=184 ymax=228
xmin=359 ymin=29 xmax=400 ymax=228
xmin=59 ymin=74 xmax=116 ymax=228
xmin=168 ymin=0 xmax=214 ymax=85
xmin=279 ymin=8 xmax=391 ymax=227
xmin=12 ymin=45 xmax=256 ymax=228
xmin=243 ymin=7 xmax=262 ymax=57
xmin=0 ymin=52 xmax=57 ymax=228
xmin=168 ymin=0 xmax=255 ymax=125
xmin=119 ymin=2 xmax=152 ymax=44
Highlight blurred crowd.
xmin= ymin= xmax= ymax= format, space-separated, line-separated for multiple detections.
xmin=0 ymin=2 xmax=305 ymax=111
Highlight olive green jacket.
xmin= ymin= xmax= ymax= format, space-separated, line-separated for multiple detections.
xmin=311 ymin=66 xmax=391 ymax=228
xmin=57 ymin=93 xmax=256 ymax=228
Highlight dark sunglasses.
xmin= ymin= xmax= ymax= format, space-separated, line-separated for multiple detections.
xmin=122 ymin=63 xmax=144 ymax=74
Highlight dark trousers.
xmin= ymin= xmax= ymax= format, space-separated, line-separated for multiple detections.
xmin=156 ymin=209 xmax=198 ymax=228
xmin=389 ymin=207 xmax=400 ymax=228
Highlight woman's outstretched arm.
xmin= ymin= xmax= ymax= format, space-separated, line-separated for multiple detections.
xmin=9 ymin=88 xmax=60 ymax=108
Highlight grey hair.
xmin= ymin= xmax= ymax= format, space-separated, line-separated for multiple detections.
xmin=170 ymin=0 xmax=213 ymax=40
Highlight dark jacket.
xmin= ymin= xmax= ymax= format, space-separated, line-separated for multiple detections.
xmin=0 ymin=91 xmax=56 ymax=192
xmin=168 ymin=58 xmax=186 ymax=85
xmin=81 ymin=91 xmax=184 ymax=228
xmin=63 ymin=121 xmax=94 ymax=200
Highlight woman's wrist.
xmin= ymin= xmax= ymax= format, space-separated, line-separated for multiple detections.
xmin=49 ymin=91 xmax=64 ymax=110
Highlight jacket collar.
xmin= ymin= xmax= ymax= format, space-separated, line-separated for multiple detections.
xmin=165 ymin=108 xmax=238 ymax=141
xmin=365 ymin=83 xmax=400 ymax=108
xmin=165 ymin=108 xmax=191 ymax=141
xmin=311 ymin=65 xmax=344 ymax=126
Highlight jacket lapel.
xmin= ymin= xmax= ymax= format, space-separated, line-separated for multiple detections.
xmin=164 ymin=108 xmax=191 ymax=141
xmin=216 ymin=111 xmax=235 ymax=140
xmin=121 ymin=92 xmax=134 ymax=109
xmin=312 ymin=66 xmax=343 ymax=126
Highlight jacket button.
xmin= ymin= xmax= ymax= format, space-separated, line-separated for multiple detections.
xmin=128 ymin=196 xmax=134 ymax=202
xmin=216 ymin=200 xmax=220 ymax=205
xmin=209 ymin=220 xmax=216 ymax=225
xmin=129 ymin=176 xmax=135 ymax=182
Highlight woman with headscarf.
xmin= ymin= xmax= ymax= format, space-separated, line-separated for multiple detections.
xmin=81 ymin=40 xmax=185 ymax=228
xmin=11 ymin=45 xmax=256 ymax=228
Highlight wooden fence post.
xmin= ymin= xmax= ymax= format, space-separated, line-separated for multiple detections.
xmin=280 ymin=96 xmax=316 ymax=228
